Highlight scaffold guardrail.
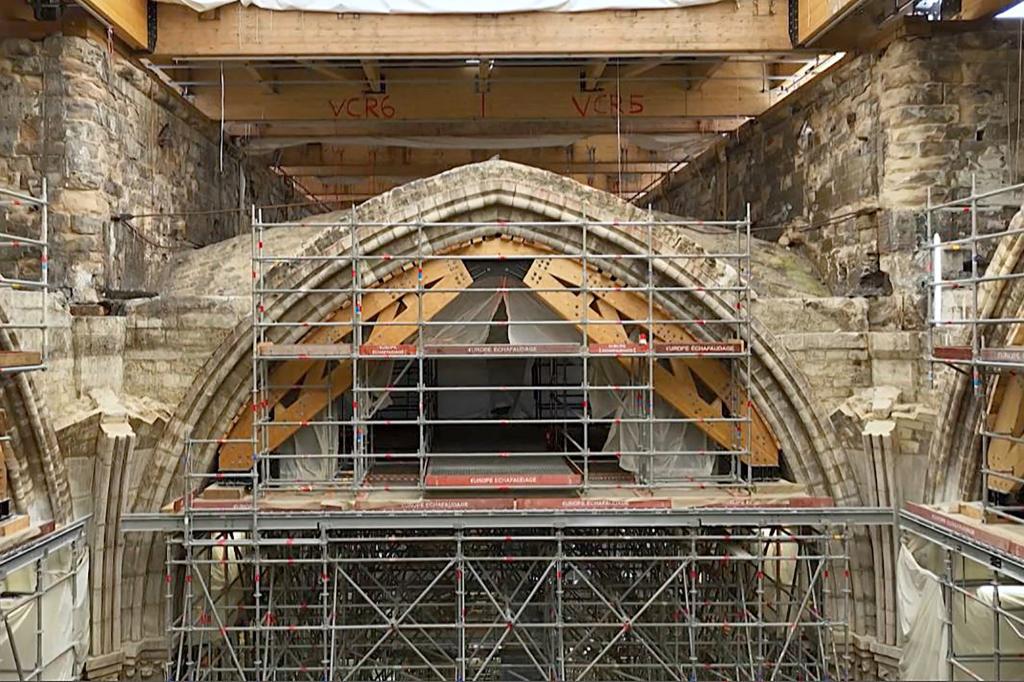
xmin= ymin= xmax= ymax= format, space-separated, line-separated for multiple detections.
xmin=0 ymin=182 xmax=49 ymax=374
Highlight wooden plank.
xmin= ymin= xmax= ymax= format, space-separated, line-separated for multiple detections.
xmin=359 ymin=344 xmax=417 ymax=357
xmin=933 ymin=345 xmax=972 ymax=361
xmin=258 ymin=343 xmax=352 ymax=359
xmin=0 ymin=514 xmax=29 ymax=537
xmin=155 ymin=3 xmax=793 ymax=58
xmin=78 ymin=0 xmax=149 ymax=50
xmin=981 ymin=347 xmax=1024 ymax=366
xmin=200 ymin=484 xmax=247 ymax=501
xmin=425 ymin=343 xmax=580 ymax=356
xmin=959 ymin=0 xmax=1017 ymax=19
xmin=0 ymin=351 xmax=41 ymax=368
xmin=517 ymin=497 xmax=672 ymax=510
xmin=424 ymin=472 xmax=582 ymax=489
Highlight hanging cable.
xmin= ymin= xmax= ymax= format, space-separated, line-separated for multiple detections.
xmin=1016 ymin=20 xmax=1023 ymax=182
xmin=615 ymin=62 xmax=623 ymax=196
xmin=219 ymin=62 xmax=226 ymax=173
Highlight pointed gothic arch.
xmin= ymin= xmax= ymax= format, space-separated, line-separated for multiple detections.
xmin=114 ymin=160 xmax=877 ymax=663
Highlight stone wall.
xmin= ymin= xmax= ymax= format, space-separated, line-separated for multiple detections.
xmin=653 ymin=21 xmax=1022 ymax=299
xmin=0 ymin=33 xmax=307 ymax=302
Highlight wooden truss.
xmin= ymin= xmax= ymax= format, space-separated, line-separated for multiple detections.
xmin=523 ymin=256 xmax=778 ymax=466
xmin=218 ymin=237 xmax=779 ymax=470
xmin=218 ymin=258 xmax=471 ymax=470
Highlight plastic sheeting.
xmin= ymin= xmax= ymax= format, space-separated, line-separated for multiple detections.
xmin=898 ymin=545 xmax=948 ymax=681
xmin=589 ymin=359 xmax=713 ymax=479
xmin=160 ymin=0 xmax=719 ymax=14
xmin=897 ymin=544 xmax=1024 ymax=681
xmin=0 ymin=547 xmax=89 ymax=682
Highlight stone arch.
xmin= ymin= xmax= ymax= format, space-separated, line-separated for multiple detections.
xmin=118 ymin=160 xmax=878 ymax=660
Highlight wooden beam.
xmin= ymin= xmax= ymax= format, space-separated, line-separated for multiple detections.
xmin=154 ymin=3 xmax=792 ymax=58
xmin=269 ymin=138 xmax=689 ymax=171
xmin=244 ymin=63 xmax=277 ymax=95
xmin=583 ymin=59 xmax=608 ymax=91
xmin=361 ymin=59 xmax=382 ymax=92
xmin=959 ymin=0 xmax=1017 ymax=19
xmin=682 ymin=58 xmax=727 ymax=92
xmin=190 ymin=65 xmax=771 ymax=124
xmin=228 ymin=117 xmax=747 ymax=140
xmin=477 ymin=59 xmax=492 ymax=91
xmin=301 ymin=61 xmax=357 ymax=83
xmin=218 ymin=259 xmax=472 ymax=470
xmin=77 ymin=0 xmax=149 ymax=50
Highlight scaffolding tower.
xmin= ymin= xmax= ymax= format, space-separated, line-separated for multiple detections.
xmin=0 ymin=182 xmax=49 ymax=375
xmin=926 ymin=177 xmax=1024 ymax=520
xmin=234 ymin=210 xmax=763 ymax=492
xmin=135 ymin=208 xmax=890 ymax=681
xmin=908 ymin=177 xmax=1024 ymax=681
xmin=0 ymin=180 xmax=87 ymax=681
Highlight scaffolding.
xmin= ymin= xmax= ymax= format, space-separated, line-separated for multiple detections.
xmin=159 ymin=515 xmax=858 ymax=682
xmin=902 ymin=505 xmax=1024 ymax=682
xmin=0 ymin=182 xmax=49 ymax=374
xmin=925 ymin=177 xmax=1024 ymax=522
xmin=911 ymin=178 xmax=1024 ymax=681
xmin=225 ymin=210 xmax=764 ymax=495
xmin=139 ymin=207 xmax=892 ymax=681
xmin=0 ymin=517 xmax=88 ymax=682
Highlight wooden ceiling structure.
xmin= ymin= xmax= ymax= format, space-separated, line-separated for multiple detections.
xmin=10 ymin=0 xmax=1021 ymax=205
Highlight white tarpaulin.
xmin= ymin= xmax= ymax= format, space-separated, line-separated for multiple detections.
xmin=897 ymin=544 xmax=1024 ymax=681
xmin=589 ymin=358 xmax=714 ymax=479
xmin=160 ymin=0 xmax=719 ymax=13
xmin=0 ymin=548 xmax=89 ymax=682
xmin=898 ymin=545 xmax=948 ymax=681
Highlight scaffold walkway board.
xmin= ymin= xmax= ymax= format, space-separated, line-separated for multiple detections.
xmin=424 ymin=455 xmax=582 ymax=488
xmin=902 ymin=502 xmax=1024 ymax=582
xmin=126 ymin=502 xmax=891 ymax=532
xmin=165 ymin=480 xmax=831 ymax=513
xmin=254 ymin=340 xmax=747 ymax=360
xmin=0 ymin=516 xmax=87 ymax=580
xmin=932 ymin=345 xmax=1024 ymax=367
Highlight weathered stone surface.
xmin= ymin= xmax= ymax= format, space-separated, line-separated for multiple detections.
xmin=654 ymin=25 xmax=1020 ymax=299
xmin=0 ymin=35 xmax=308 ymax=302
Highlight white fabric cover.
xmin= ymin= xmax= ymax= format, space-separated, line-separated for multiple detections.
xmin=898 ymin=545 xmax=948 ymax=681
xmin=897 ymin=544 xmax=1024 ymax=681
xmin=0 ymin=548 xmax=89 ymax=681
xmin=590 ymin=358 xmax=713 ymax=479
xmin=160 ymin=0 xmax=719 ymax=14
